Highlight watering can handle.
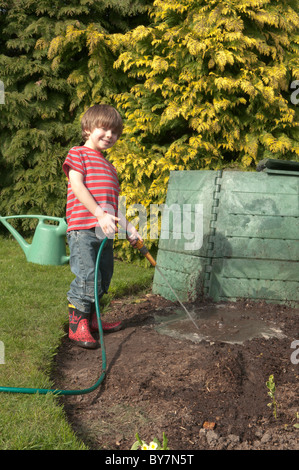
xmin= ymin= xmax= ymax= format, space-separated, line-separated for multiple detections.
xmin=0 ymin=215 xmax=66 ymax=224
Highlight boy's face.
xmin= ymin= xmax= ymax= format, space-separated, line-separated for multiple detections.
xmin=84 ymin=126 xmax=118 ymax=151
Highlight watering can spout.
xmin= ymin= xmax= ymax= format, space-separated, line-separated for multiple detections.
xmin=60 ymin=255 xmax=70 ymax=264
xmin=0 ymin=215 xmax=70 ymax=266
xmin=0 ymin=216 xmax=30 ymax=255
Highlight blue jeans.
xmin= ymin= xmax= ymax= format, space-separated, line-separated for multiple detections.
xmin=66 ymin=229 xmax=114 ymax=314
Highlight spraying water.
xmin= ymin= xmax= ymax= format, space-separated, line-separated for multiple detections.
xmin=155 ymin=265 xmax=199 ymax=330
xmin=134 ymin=239 xmax=199 ymax=330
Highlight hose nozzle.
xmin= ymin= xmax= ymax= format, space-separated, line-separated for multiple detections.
xmin=135 ymin=239 xmax=157 ymax=267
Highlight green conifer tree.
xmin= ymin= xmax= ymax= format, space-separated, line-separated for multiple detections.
xmin=0 ymin=0 xmax=152 ymax=226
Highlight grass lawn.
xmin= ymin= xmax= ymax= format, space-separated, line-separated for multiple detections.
xmin=0 ymin=236 xmax=153 ymax=450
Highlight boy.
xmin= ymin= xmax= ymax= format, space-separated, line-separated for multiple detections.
xmin=63 ymin=104 xmax=142 ymax=349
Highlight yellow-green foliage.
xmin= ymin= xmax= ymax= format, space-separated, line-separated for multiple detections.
xmin=107 ymin=0 xmax=299 ymax=256
xmin=112 ymin=0 xmax=299 ymax=170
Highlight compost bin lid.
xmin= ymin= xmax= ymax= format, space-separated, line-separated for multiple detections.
xmin=257 ymin=158 xmax=299 ymax=175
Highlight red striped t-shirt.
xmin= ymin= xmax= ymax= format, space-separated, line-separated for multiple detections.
xmin=63 ymin=146 xmax=120 ymax=232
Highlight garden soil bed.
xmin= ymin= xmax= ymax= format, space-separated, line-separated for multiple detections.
xmin=53 ymin=293 xmax=299 ymax=451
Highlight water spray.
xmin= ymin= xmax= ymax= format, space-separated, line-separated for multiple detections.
xmin=135 ymin=240 xmax=199 ymax=330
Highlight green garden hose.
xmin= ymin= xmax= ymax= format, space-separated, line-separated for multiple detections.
xmin=0 ymin=237 xmax=108 ymax=396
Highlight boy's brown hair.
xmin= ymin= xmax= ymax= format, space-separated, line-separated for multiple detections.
xmin=81 ymin=104 xmax=123 ymax=142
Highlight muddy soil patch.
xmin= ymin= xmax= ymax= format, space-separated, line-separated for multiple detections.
xmin=53 ymin=295 xmax=299 ymax=450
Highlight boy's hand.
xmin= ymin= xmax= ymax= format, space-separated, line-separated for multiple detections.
xmin=97 ymin=212 xmax=120 ymax=238
xmin=126 ymin=223 xmax=143 ymax=247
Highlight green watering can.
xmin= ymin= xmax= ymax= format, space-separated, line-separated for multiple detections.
xmin=0 ymin=215 xmax=70 ymax=265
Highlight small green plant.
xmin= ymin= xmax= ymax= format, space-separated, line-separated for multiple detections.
xmin=266 ymin=374 xmax=278 ymax=419
xmin=131 ymin=432 xmax=169 ymax=450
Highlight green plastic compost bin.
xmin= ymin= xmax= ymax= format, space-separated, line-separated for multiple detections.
xmin=153 ymin=159 xmax=299 ymax=306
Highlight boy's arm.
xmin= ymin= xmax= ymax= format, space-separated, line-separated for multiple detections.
xmin=69 ymin=169 xmax=142 ymax=245
xmin=69 ymin=169 xmax=119 ymax=237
